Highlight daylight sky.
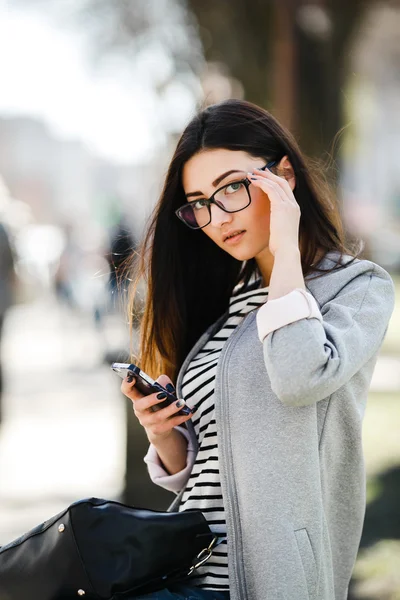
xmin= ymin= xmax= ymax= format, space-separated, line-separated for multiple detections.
xmin=0 ymin=3 xmax=196 ymax=164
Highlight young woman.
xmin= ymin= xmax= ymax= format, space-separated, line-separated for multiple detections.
xmin=121 ymin=99 xmax=395 ymax=600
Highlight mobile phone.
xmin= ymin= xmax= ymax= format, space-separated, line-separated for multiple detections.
xmin=111 ymin=362 xmax=191 ymax=416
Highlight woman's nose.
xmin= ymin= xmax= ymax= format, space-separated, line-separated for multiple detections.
xmin=210 ymin=203 xmax=232 ymax=227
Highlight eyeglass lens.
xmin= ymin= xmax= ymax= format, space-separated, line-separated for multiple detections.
xmin=179 ymin=180 xmax=250 ymax=228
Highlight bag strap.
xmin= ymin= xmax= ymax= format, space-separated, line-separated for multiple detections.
xmin=187 ymin=535 xmax=226 ymax=576
xmin=140 ymin=535 xmax=227 ymax=594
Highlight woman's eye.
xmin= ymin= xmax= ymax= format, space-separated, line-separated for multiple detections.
xmin=225 ymin=182 xmax=243 ymax=194
xmin=193 ymin=199 xmax=207 ymax=210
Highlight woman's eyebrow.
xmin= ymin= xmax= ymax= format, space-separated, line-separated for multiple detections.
xmin=185 ymin=169 xmax=244 ymax=198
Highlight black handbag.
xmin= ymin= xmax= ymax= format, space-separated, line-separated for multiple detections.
xmin=0 ymin=497 xmax=219 ymax=600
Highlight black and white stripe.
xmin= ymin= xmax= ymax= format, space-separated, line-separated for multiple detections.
xmin=179 ymin=284 xmax=269 ymax=591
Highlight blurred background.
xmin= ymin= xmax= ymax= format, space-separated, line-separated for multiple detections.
xmin=0 ymin=0 xmax=399 ymax=597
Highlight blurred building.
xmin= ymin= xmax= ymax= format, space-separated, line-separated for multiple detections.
xmin=0 ymin=117 xmax=94 ymax=223
xmin=0 ymin=116 xmax=150 ymax=237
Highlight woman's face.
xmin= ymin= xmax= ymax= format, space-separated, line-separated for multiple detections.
xmin=182 ymin=149 xmax=286 ymax=262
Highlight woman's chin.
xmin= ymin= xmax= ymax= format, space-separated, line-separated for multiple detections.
xmin=225 ymin=247 xmax=257 ymax=262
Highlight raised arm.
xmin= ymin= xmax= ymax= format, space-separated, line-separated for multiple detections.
xmin=257 ymin=257 xmax=395 ymax=407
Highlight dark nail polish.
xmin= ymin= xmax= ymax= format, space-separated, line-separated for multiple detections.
xmin=176 ymin=399 xmax=185 ymax=408
xmin=166 ymin=383 xmax=175 ymax=393
xmin=126 ymin=375 xmax=134 ymax=383
xmin=157 ymin=392 xmax=167 ymax=400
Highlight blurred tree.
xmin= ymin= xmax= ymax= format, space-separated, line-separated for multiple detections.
xmin=14 ymin=0 xmax=203 ymax=106
xmin=20 ymin=0 xmax=375 ymax=157
xmin=189 ymin=0 xmax=370 ymax=159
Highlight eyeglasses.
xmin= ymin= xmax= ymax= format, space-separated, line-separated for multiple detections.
xmin=175 ymin=161 xmax=277 ymax=230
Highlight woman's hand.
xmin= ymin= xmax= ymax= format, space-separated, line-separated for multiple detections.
xmin=121 ymin=373 xmax=193 ymax=443
xmin=248 ymin=164 xmax=301 ymax=257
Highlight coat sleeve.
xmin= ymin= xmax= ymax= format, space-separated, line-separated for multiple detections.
xmin=258 ymin=266 xmax=395 ymax=407
xmin=143 ymin=426 xmax=197 ymax=494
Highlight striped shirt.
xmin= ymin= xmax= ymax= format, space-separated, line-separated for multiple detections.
xmin=179 ymin=283 xmax=269 ymax=591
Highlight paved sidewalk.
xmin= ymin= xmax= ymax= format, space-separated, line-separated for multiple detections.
xmin=0 ymin=296 xmax=131 ymax=544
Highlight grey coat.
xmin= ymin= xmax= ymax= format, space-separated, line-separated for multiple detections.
xmin=168 ymin=252 xmax=395 ymax=600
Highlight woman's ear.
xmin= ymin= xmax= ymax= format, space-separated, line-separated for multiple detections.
xmin=277 ymin=155 xmax=296 ymax=191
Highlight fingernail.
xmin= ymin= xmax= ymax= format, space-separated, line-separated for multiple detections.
xmin=176 ymin=399 xmax=186 ymax=408
xmin=166 ymin=383 xmax=175 ymax=393
xmin=191 ymin=405 xmax=198 ymax=414
xmin=157 ymin=392 xmax=167 ymax=400
xmin=126 ymin=375 xmax=134 ymax=383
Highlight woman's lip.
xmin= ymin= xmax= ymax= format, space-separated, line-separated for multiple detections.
xmin=224 ymin=231 xmax=246 ymax=244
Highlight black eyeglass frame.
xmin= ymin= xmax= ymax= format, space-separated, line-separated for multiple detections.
xmin=175 ymin=160 xmax=278 ymax=230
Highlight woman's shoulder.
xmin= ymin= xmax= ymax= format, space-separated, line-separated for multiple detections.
xmin=306 ymin=250 xmax=395 ymax=307
xmin=310 ymin=249 xmax=393 ymax=280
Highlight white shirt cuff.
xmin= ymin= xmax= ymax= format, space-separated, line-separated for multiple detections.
xmin=256 ymin=288 xmax=322 ymax=342
xmin=143 ymin=426 xmax=196 ymax=494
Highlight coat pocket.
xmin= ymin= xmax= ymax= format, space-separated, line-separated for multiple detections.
xmin=294 ymin=528 xmax=317 ymax=599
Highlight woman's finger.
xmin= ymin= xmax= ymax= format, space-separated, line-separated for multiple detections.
xmin=252 ymin=167 xmax=297 ymax=204
xmin=137 ymin=396 xmax=191 ymax=424
xmin=120 ymin=375 xmax=145 ymax=401
xmin=133 ymin=390 xmax=181 ymax=414
xmin=154 ymin=374 xmax=175 ymax=390
xmin=142 ymin=412 xmax=193 ymax=437
xmin=249 ymin=175 xmax=288 ymax=203
xmin=121 ymin=372 xmax=176 ymax=403
xmin=137 ymin=400 xmax=192 ymax=432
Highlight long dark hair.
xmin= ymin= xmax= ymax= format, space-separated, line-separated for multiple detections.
xmin=128 ymin=99 xmax=360 ymax=381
